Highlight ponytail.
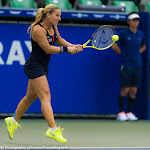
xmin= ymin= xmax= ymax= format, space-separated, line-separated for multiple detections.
xmin=27 ymin=8 xmax=45 ymax=36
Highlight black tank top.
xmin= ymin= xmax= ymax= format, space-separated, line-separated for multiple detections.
xmin=28 ymin=23 xmax=57 ymax=67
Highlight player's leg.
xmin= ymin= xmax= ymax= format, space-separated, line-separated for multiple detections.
xmin=5 ymin=80 xmax=38 ymax=139
xmin=119 ymin=87 xmax=130 ymax=111
xmin=127 ymin=87 xmax=138 ymax=113
xmin=117 ymin=65 xmax=131 ymax=121
xmin=14 ymin=80 xmax=38 ymax=121
xmin=120 ymin=87 xmax=130 ymax=97
xmin=126 ymin=87 xmax=138 ymax=120
xmin=30 ymin=75 xmax=67 ymax=143
xmin=117 ymin=87 xmax=129 ymax=121
xmin=129 ymin=87 xmax=138 ymax=99
xmin=30 ymin=75 xmax=56 ymax=128
xmin=126 ymin=67 xmax=141 ymax=120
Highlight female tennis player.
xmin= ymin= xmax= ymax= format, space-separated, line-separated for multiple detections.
xmin=4 ymin=4 xmax=83 ymax=143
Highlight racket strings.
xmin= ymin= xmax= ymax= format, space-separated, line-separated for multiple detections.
xmin=92 ymin=27 xmax=115 ymax=49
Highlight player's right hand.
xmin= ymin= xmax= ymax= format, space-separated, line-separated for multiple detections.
xmin=67 ymin=47 xmax=77 ymax=54
xmin=73 ymin=44 xmax=83 ymax=53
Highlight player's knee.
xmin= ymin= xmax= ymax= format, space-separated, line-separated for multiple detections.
xmin=25 ymin=95 xmax=37 ymax=103
xmin=120 ymin=90 xmax=129 ymax=97
xmin=129 ymin=93 xmax=136 ymax=99
xmin=129 ymin=89 xmax=137 ymax=99
xmin=39 ymin=92 xmax=51 ymax=103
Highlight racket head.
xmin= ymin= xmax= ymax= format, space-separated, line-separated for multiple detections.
xmin=91 ymin=25 xmax=117 ymax=50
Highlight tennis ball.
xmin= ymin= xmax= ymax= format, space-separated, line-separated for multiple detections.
xmin=112 ymin=35 xmax=119 ymax=41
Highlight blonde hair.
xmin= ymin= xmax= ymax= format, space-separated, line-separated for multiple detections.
xmin=27 ymin=4 xmax=60 ymax=36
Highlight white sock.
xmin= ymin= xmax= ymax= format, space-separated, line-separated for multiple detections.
xmin=12 ymin=117 xmax=18 ymax=124
xmin=49 ymin=127 xmax=57 ymax=131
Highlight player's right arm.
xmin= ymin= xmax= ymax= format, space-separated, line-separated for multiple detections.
xmin=32 ymin=25 xmax=76 ymax=54
xmin=112 ymin=43 xmax=121 ymax=55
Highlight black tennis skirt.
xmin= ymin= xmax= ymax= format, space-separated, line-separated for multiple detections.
xmin=24 ymin=60 xmax=48 ymax=79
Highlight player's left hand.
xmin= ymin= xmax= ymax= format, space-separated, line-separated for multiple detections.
xmin=73 ymin=44 xmax=83 ymax=53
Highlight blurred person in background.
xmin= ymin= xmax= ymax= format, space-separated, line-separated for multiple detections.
xmin=112 ymin=12 xmax=146 ymax=121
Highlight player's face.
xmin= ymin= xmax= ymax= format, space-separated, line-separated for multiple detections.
xmin=128 ymin=19 xmax=139 ymax=29
xmin=48 ymin=9 xmax=61 ymax=26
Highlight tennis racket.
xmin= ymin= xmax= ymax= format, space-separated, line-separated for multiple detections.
xmin=82 ymin=25 xmax=118 ymax=50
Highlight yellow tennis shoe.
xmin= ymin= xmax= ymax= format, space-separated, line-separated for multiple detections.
xmin=4 ymin=117 xmax=21 ymax=139
xmin=45 ymin=127 xmax=67 ymax=143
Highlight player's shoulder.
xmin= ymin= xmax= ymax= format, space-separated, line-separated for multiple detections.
xmin=32 ymin=24 xmax=47 ymax=39
xmin=33 ymin=24 xmax=44 ymax=31
xmin=33 ymin=24 xmax=46 ymax=36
